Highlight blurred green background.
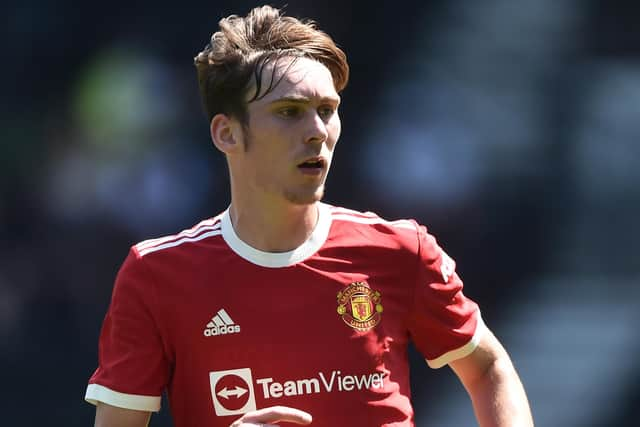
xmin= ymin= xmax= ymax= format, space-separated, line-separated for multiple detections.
xmin=1 ymin=1 xmax=639 ymax=425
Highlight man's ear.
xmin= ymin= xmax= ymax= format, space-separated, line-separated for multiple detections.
xmin=210 ymin=113 xmax=243 ymax=155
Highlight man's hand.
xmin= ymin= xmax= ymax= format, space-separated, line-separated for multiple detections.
xmin=230 ymin=406 xmax=312 ymax=427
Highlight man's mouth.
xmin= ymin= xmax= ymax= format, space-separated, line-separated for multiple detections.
xmin=297 ymin=157 xmax=326 ymax=175
xmin=298 ymin=159 xmax=324 ymax=168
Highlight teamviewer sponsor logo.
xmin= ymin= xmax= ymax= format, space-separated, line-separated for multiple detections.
xmin=257 ymin=370 xmax=385 ymax=398
xmin=204 ymin=309 xmax=241 ymax=337
xmin=209 ymin=368 xmax=386 ymax=416
xmin=210 ymin=368 xmax=256 ymax=416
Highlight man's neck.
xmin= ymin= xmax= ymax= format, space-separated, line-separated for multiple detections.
xmin=228 ymin=198 xmax=319 ymax=253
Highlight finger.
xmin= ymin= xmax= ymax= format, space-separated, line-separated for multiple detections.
xmin=230 ymin=420 xmax=279 ymax=427
xmin=239 ymin=406 xmax=312 ymax=425
xmin=230 ymin=422 xmax=278 ymax=427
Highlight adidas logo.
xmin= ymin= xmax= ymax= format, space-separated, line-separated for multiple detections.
xmin=204 ymin=309 xmax=241 ymax=337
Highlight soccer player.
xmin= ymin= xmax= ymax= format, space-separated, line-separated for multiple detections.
xmin=85 ymin=5 xmax=533 ymax=427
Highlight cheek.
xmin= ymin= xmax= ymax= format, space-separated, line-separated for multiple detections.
xmin=328 ymin=116 xmax=341 ymax=149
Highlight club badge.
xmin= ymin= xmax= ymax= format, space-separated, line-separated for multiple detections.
xmin=337 ymin=281 xmax=383 ymax=332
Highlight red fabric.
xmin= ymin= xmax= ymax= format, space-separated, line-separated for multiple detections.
xmin=407 ymin=226 xmax=479 ymax=363
xmin=87 ymin=205 xmax=480 ymax=427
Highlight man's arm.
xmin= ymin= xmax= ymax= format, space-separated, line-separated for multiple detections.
xmin=449 ymin=328 xmax=533 ymax=427
xmin=94 ymin=402 xmax=151 ymax=427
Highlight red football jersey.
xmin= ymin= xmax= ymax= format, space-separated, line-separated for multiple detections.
xmin=85 ymin=203 xmax=484 ymax=426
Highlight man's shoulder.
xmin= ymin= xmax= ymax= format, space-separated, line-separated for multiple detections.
xmin=131 ymin=213 xmax=225 ymax=258
xmin=326 ymin=203 xmax=419 ymax=234
xmin=324 ymin=203 xmax=422 ymax=253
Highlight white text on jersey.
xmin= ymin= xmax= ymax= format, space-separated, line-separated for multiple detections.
xmin=256 ymin=370 xmax=385 ymax=399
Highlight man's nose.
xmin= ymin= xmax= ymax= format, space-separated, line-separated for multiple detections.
xmin=304 ymin=111 xmax=329 ymax=145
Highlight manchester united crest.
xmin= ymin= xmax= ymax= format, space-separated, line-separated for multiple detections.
xmin=337 ymin=281 xmax=383 ymax=332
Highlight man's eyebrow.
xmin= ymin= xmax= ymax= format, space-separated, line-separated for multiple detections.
xmin=268 ymin=95 xmax=341 ymax=105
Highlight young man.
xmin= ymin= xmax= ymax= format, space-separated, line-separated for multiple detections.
xmin=86 ymin=5 xmax=533 ymax=427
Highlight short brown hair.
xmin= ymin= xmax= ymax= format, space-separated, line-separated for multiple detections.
xmin=194 ymin=5 xmax=349 ymax=123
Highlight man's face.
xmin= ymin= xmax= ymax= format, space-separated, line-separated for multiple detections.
xmin=233 ymin=56 xmax=341 ymax=206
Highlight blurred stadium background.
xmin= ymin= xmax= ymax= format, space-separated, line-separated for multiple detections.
xmin=1 ymin=0 xmax=639 ymax=425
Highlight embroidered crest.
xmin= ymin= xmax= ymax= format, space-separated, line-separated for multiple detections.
xmin=337 ymin=281 xmax=383 ymax=332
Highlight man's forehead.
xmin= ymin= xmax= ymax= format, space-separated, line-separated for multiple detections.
xmin=248 ymin=56 xmax=339 ymax=103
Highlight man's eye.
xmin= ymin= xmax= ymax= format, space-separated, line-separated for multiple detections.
xmin=279 ymin=107 xmax=301 ymax=117
xmin=318 ymin=106 xmax=335 ymax=119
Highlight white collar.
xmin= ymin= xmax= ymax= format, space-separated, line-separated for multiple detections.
xmin=221 ymin=202 xmax=332 ymax=268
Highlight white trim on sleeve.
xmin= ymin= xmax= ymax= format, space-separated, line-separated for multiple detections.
xmin=426 ymin=312 xmax=487 ymax=369
xmin=85 ymin=383 xmax=161 ymax=412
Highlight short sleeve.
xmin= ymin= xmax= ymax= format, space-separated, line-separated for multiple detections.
xmin=407 ymin=226 xmax=486 ymax=369
xmin=85 ymin=248 xmax=169 ymax=411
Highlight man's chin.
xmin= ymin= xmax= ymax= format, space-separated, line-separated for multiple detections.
xmin=284 ymin=186 xmax=325 ymax=206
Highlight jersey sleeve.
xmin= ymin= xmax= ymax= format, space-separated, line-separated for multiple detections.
xmin=85 ymin=248 xmax=169 ymax=411
xmin=407 ymin=225 xmax=486 ymax=368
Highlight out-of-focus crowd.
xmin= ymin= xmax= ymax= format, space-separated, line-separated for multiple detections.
xmin=1 ymin=1 xmax=638 ymax=425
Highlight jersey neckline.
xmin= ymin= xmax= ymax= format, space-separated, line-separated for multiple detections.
xmin=220 ymin=202 xmax=332 ymax=268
